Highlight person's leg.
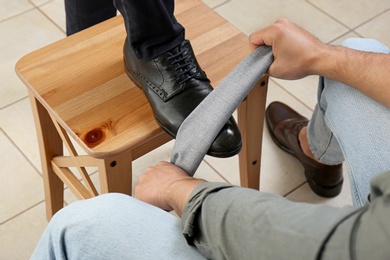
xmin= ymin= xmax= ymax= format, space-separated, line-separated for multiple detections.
xmin=31 ymin=194 xmax=205 ymax=259
xmin=307 ymin=38 xmax=390 ymax=207
xmin=65 ymin=0 xmax=117 ymax=36
xmin=111 ymin=0 xmax=242 ymax=158
xmin=113 ymin=0 xmax=184 ymax=60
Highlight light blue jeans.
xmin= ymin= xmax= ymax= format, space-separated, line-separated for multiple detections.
xmin=32 ymin=193 xmax=206 ymax=259
xmin=31 ymin=38 xmax=390 ymax=259
xmin=308 ymin=38 xmax=390 ymax=206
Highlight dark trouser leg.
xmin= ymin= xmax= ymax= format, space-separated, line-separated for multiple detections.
xmin=116 ymin=0 xmax=242 ymax=158
xmin=113 ymin=0 xmax=185 ymax=60
xmin=65 ymin=0 xmax=117 ymax=36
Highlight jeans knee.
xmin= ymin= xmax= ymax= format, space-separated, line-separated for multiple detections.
xmin=50 ymin=193 xmax=132 ymax=222
xmin=341 ymin=38 xmax=389 ymax=54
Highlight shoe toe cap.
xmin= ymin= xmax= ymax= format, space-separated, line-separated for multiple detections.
xmin=207 ymin=117 xmax=242 ymax=158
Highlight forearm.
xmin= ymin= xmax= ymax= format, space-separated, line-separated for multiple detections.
xmin=249 ymin=19 xmax=390 ymax=107
xmin=313 ymin=44 xmax=390 ymax=107
xmin=182 ymin=183 xmax=359 ymax=259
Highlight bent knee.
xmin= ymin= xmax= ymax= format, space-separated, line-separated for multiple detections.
xmin=51 ymin=193 xmax=134 ymax=222
xmin=341 ymin=38 xmax=389 ymax=54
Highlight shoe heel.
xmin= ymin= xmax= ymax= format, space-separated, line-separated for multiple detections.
xmin=123 ymin=58 xmax=142 ymax=89
xmin=306 ymin=173 xmax=343 ymax=198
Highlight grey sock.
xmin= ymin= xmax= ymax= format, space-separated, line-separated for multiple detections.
xmin=171 ymin=46 xmax=273 ymax=175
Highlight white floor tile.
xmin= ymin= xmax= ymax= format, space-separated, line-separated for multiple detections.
xmin=203 ymin=0 xmax=230 ymax=9
xmin=309 ymin=0 xmax=390 ymax=29
xmin=0 ymin=202 xmax=47 ymax=260
xmin=1 ymin=9 xmax=65 ymax=109
xmin=39 ymin=0 xmax=66 ymax=32
xmin=30 ymin=0 xmax=53 ymax=6
xmin=0 ymin=130 xmax=44 ymax=223
xmin=272 ymin=76 xmax=319 ymax=110
xmin=355 ymin=10 xmax=390 ymax=48
xmin=0 ymin=98 xmax=41 ymax=169
xmin=0 ymin=0 xmax=34 ymax=21
xmin=330 ymin=31 xmax=362 ymax=45
xmin=213 ymin=0 xmax=348 ymax=42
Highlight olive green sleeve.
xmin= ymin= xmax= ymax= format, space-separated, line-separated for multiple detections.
xmin=181 ymin=172 xmax=390 ymax=259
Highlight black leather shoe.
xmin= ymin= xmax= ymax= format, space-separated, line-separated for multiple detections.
xmin=123 ymin=38 xmax=242 ymax=158
xmin=266 ymin=101 xmax=343 ymax=197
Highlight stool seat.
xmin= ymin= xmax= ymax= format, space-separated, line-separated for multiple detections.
xmin=16 ymin=0 xmax=268 ymax=220
xmin=16 ymin=18 xmax=169 ymax=159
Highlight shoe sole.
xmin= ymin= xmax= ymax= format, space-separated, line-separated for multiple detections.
xmin=305 ymin=170 xmax=343 ymax=198
xmin=265 ymin=109 xmax=343 ymax=198
xmin=124 ymin=61 xmax=242 ymax=158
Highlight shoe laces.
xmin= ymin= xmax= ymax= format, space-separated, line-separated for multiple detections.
xmin=167 ymin=45 xmax=199 ymax=85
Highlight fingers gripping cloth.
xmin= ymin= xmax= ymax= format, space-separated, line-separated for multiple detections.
xmin=170 ymin=46 xmax=274 ymax=176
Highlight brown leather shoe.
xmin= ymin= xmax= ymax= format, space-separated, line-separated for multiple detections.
xmin=266 ymin=101 xmax=343 ymax=197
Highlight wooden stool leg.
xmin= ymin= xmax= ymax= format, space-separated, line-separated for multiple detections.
xmin=29 ymin=93 xmax=64 ymax=220
xmin=238 ymin=76 xmax=269 ymax=190
xmin=98 ymin=151 xmax=133 ymax=195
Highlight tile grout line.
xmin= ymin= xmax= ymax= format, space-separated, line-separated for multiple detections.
xmin=28 ymin=0 xmax=66 ymax=34
xmin=305 ymin=0 xmax=352 ymax=31
xmin=0 ymin=96 xmax=29 ymax=111
xmin=0 ymin=200 xmax=45 ymax=225
xmin=327 ymin=29 xmax=359 ymax=44
xmin=28 ymin=0 xmax=50 ymax=6
xmin=283 ymin=181 xmax=307 ymax=197
xmin=34 ymin=6 xmax=66 ymax=35
xmin=209 ymin=0 xmax=231 ymax=10
xmin=351 ymin=30 xmax=364 ymax=38
xmin=202 ymin=159 xmax=232 ymax=184
xmin=349 ymin=8 xmax=390 ymax=32
xmin=307 ymin=0 xmax=390 ymax=37
xmin=270 ymin=78 xmax=315 ymax=113
xmin=204 ymin=154 xmax=310 ymax=197
xmin=0 ymin=129 xmax=43 ymax=179
xmin=0 ymin=7 xmax=36 ymax=24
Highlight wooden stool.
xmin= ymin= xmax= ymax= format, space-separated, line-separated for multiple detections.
xmin=16 ymin=0 xmax=268 ymax=220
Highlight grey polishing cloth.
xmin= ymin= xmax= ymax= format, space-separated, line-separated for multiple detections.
xmin=171 ymin=46 xmax=273 ymax=176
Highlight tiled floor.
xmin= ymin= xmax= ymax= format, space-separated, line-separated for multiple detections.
xmin=1 ymin=0 xmax=389 ymax=258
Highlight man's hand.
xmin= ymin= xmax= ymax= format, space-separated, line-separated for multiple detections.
xmin=249 ymin=18 xmax=325 ymax=80
xmin=250 ymin=18 xmax=390 ymax=107
xmin=135 ymin=161 xmax=206 ymax=216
